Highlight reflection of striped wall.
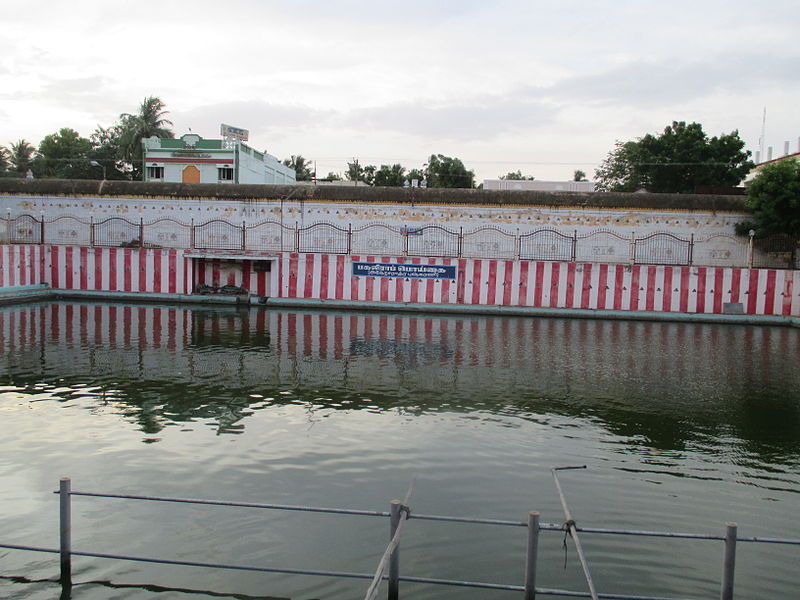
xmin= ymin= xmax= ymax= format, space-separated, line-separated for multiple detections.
xmin=279 ymin=254 xmax=800 ymax=316
xmin=1 ymin=306 xmax=796 ymax=400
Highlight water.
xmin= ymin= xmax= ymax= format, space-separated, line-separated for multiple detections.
xmin=0 ymin=302 xmax=799 ymax=599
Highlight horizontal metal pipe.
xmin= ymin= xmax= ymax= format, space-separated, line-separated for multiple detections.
xmin=409 ymin=513 xmax=527 ymax=527
xmin=56 ymin=490 xmax=390 ymax=518
xmin=50 ymin=490 xmax=800 ymax=546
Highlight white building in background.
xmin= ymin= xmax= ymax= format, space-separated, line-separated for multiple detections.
xmin=483 ymin=179 xmax=596 ymax=192
xmin=142 ymin=131 xmax=296 ymax=185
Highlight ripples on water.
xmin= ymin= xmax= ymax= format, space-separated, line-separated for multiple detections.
xmin=0 ymin=302 xmax=798 ymax=599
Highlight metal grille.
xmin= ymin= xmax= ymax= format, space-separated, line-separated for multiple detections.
xmin=93 ymin=217 xmax=141 ymax=247
xmin=406 ymin=226 xmax=460 ymax=258
xmin=575 ymin=230 xmax=630 ymax=263
xmin=298 ymin=222 xmax=349 ymax=254
xmin=461 ymin=226 xmax=516 ymax=259
xmin=6 ymin=214 xmax=42 ymax=244
xmin=143 ymin=219 xmax=191 ymax=249
xmin=692 ymin=235 xmax=748 ymax=267
xmin=193 ymin=220 xmax=242 ymax=250
xmin=246 ymin=220 xmax=295 ymax=252
xmin=752 ymin=234 xmax=799 ymax=269
xmin=351 ymin=224 xmax=404 ymax=257
xmin=634 ymin=232 xmax=692 ymax=266
xmin=46 ymin=215 xmax=91 ymax=246
xmin=519 ymin=229 xmax=574 ymax=261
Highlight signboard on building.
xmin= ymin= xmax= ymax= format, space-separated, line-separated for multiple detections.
xmin=220 ymin=123 xmax=249 ymax=141
xmin=352 ymin=261 xmax=456 ymax=280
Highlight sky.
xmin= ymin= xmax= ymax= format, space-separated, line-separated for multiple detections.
xmin=1 ymin=0 xmax=799 ymax=183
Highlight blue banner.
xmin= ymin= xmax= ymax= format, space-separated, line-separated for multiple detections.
xmin=352 ymin=262 xmax=456 ymax=280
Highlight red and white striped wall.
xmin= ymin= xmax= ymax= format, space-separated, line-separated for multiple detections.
xmin=279 ymin=253 xmax=800 ymax=317
xmin=47 ymin=246 xmax=193 ymax=294
xmin=0 ymin=245 xmax=47 ymax=287
xmin=1 ymin=246 xmax=798 ymax=317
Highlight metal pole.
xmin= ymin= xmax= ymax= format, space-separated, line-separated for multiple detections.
xmin=525 ymin=511 xmax=540 ymax=600
xmin=59 ymin=477 xmax=72 ymax=587
xmin=721 ymin=522 xmax=737 ymax=600
xmin=747 ymin=230 xmax=755 ymax=268
xmin=552 ymin=466 xmax=598 ymax=600
xmin=388 ymin=500 xmax=402 ymax=600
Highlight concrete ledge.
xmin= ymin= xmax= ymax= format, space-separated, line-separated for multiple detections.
xmin=0 ymin=287 xmax=797 ymax=328
xmin=260 ymin=297 xmax=800 ymax=328
xmin=0 ymin=284 xmax=54 ymax=305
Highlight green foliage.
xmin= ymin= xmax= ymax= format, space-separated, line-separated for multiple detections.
xmin=322 ymin=171 xmax=342 ymax=181
xmin=595 ymin=121 xmax=753 ymax=193
xmin=118 ymin=96 xmax=174 ymax=179
xmin=425 ymin=154 xmax=474 ymax=188
xmin=499 ymin=170 xmax=534 ymax=180
xmin=0 ymin=145 xmax=8 ymax=175
xmin=90 ymin=126 xmax=129 ymax=180
xmin=34 ymin=128 xmax=94 ymax=179
xmin=736 ymin=160 xmax=800 ymax=238
xmin=406 ymin=168 xmax=425 ymax=184
xmin=282 ymin=155 xmax=314 ymax=181
xmin=573 ymin=169 xmax=587 ymax=182
xmin=9 ymin=139 xmax=35 ymax=175
xmin=345 ymin=161 xmax=375 ymax=185
xmin=373 ymin=164 xmax=406 ymax=187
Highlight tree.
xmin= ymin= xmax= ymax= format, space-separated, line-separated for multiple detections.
xmin=499 ymin=170 xmax=534 ymax=180
xmin=594 ymin=121 xmax=753 ymax=193
xmin=425 ymin=154 xmax=474 ymax=188
xmin=373 ymin=164 xmax=406 ymax=187
xmin=118 ymin=96 xmax=174 ymax=179
xmin=345 ymin=160 xmax=375 ymax=185
xmin=0 ymin=145 xmax=8 ymax=175
xmin=282 ymin=155 xmax=314 ymax=181
xmin=9 ymin=139 xmax=35 ymax=176
xmin=322 ymin=171 xmax=342 ymax=181
xmin=90 ymin=125 xmax=128 ymax=180
xmin=34 ymin=128 xmax=94 ymax=179
xmin=573 ymin=169 xmax=587 ymax=182
xmin=736 ymin=160 xmax=800 ymax=238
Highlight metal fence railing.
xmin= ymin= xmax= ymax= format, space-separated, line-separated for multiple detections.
xmin=0 ymin=214 xmax=797 ymax=269
xmin=0 ymin=473 xmax=797 ymax=599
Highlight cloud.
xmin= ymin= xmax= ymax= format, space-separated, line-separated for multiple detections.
xmin=526 ymin=54 xmax=800 ymax=108
xmin=343 ymin=98 xmax=559 ymax=141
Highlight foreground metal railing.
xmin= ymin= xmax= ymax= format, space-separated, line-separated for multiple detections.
xmin=0 ymin=474 xmax=799 ymax=599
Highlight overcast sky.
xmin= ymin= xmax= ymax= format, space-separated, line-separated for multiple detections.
xmin=1 ymin=0 xmax=798 ymax=182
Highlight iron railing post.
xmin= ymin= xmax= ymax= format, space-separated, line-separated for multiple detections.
xmin=747 ymin=230 xmax=755 ymax=268
xmin=688 ymin=233 xmax=694 ymax=266
xmin=525 ymin=511 xmax=540 ymax=600
xmin=347 ymin=223 xmax=352 ymax=255
xmin=242 ymin=220 xmax=246 ymax=252
xmin=59 ymin=478 xmax=72 ymax=587
xmin=190 ymin=218 xmax=195 ymax=249
xmin=721 ymin=522 xmax=737 ymax=600
xmin=388 ymin=500 xmax=402 ymax=600
xmin=571 ymin=230 xmax=577 ymax=262
xmin=629 ymin=232 xmax=636 ymax=265
xmin=40 ymin=215 xmax=45 ymax=245
xmin=139 ymin=218 xmax=144 ymax=248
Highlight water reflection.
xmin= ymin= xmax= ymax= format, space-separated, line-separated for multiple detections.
xmin=0 ymin=302 xmax=799 ymax=461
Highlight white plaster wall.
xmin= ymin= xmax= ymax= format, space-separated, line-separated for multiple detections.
xmin=1 ymin=194 xmax=749 ymax=241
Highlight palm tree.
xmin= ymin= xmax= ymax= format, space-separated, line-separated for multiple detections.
xmin=282 ymin=154 xmax=314 ymax=181
xmin=0 ymin=145 xmax=9 ymax=174
xmin=118 ymin=96 xmax=174 ymax=179
xmin=9 ymin=139 xmax=35 ymax=175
